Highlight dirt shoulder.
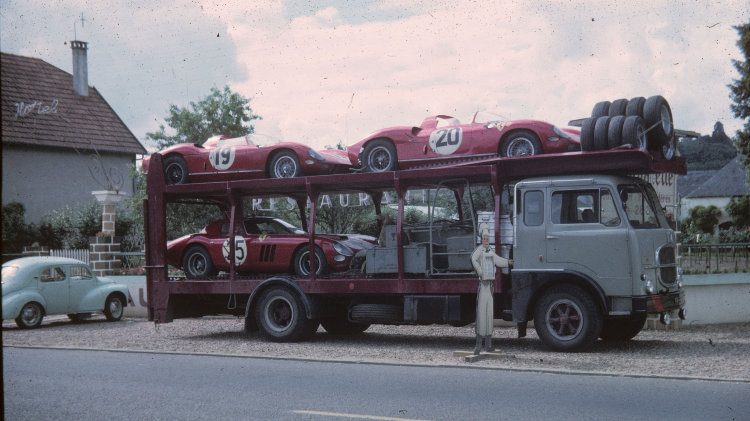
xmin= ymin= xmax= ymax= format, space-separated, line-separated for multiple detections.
xmin=3 ymin=317 xmax=749 ymax=382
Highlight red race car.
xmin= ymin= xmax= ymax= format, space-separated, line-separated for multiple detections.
xmin=143 ymin=134 xmax=351 ymax=184
xmin=167 ymin=216 xmax=377 ymax=279
xmin=347 ymin=112 xmax=581 ymax=172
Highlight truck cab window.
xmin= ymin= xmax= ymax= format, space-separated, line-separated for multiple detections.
xmin=523 ymin=190 xmax=544 ymax=226
xmin=619 ymin=184 xmax=665 ymax=229
xmin=551 ymin=189 xmax=620 ymax=226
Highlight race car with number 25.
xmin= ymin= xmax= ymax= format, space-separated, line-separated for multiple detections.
xmin=347 ymin=112 xmax=580 ymax=172
xmin=143 ymin=134 xmax=351 ymax=184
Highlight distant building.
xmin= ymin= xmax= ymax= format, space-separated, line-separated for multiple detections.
xmin=1 ymin=42 xmax=146 ymax=223
xmin=679 ymin=158 xmax=750 ymax=227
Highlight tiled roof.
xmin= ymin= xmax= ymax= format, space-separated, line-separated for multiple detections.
xmin=1 ymin=52 xmax=146 ymax=155
xmin=685 ymin=158 xmax=750 ymax=198
xmin=677 ymin=169 xmax=716 ymax=198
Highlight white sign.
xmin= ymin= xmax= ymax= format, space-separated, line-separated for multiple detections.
xmin=222 ymin=235 xmax=247 ymax=266
xmin=208 ymin=146 xmax=236 ymax=170
xmin=428 ymin=127 xmax=462 ymax=155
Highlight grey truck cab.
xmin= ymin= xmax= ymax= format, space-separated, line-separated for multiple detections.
xmin=511 ymin=174 xmax=685 ymax=350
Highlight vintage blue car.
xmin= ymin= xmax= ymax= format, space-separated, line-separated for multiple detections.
xmin=2 ymin=256 xmax=132 ymax=328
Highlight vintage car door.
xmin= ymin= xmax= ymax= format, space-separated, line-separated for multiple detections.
xmin=37 ymin=265 xmax=69 ymax=314
xmin=67 ymin=264 xmax=98 ymax=312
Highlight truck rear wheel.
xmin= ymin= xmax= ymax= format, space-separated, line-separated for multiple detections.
xmin=321 ymin=317 xmax=370 ymax=335
xmin=255 ymin=287 xmax=318 ymax=342
xmin=534 ymin=285 xmax=602 ymax=351
xmin=600 ymin=314 xmax=646 ymax=341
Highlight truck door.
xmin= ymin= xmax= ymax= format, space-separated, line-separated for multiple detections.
xmin=513 ymin=184 xmax=548 ymax=270
xmin=545 ymin=187 xmax=631 ymax=289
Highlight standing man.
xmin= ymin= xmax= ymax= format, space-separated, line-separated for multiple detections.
xmin=471 ymin=230 xmax=512 ymax=355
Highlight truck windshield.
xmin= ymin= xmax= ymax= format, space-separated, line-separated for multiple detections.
xmin=618 ymin=183 xmax=668 ymax=229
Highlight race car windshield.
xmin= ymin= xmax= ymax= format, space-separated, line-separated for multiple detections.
xmin=435 ymin=116 xmax=461 ymax=128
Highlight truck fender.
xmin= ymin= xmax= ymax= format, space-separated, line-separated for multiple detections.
xmin=243 ymin=277 xmax=319 ymax=329
xmin=511 ymin=270 xmax=608 ymax=323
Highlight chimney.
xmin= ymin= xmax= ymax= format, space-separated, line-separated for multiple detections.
xmin=71 ymin=40 xmax=89 ymax=96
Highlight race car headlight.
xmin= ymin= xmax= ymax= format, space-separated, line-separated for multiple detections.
xmin=333 ymin=241 xmax=353 ymax=256
xmin=308 ymin=149 xmax=324 ymax=161
xmin=552 ymin=126 xmax=572 ymax=140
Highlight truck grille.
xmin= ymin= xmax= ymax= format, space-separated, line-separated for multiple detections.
xmin=657 ymin=245 xmax=677 ymax=285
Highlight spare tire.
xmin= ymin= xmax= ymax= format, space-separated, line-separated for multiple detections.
xmin=593 ymin=117 xmax=611 ymax=150
xmin=608 ymin=98 xmax=628 ymax=116
xmin=580 ymin=118 xmax=596 ymax=151
xmin=591 ymin=101 xmax=611 ymax=118
xmin=607 ymin=115 xmax=626 ymax=149
xmin=622 ymin=116 xmax=647 ymax=151
xmin=643 ymin=95 xmax=674 ymax=147
xmin=626 ymin=96 xmax=646 ymax=117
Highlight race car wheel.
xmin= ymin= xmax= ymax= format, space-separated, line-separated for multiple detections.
xmin=591 ymin=101 xmax=610 ymax=118
xmin=580 ymin=118 xmax=596 ymax=151
xmin=362 ymin=139 xmax=397 ymax=172
xmin=15 ymin=302 xmax=44 ymax=329
xmin=293 ymin=246 xmax=327 ymax=277
xmin=626 ymin=96 xmax=646 ymax=117
xmin=164 ymin=155 xmax=188 ymax=185
xmin=607 ymin=115 xmax=627 ymax=149
xmin=534 ymin=285 xmax=602 ymax=352
xmin=104 ymin=294 xmax=125 ymax=322
xmin=643 ymin=95 xmax=674 ymax=148
xmin=256 ymin=287 xmax=319 ymax=342
xmin=501 ymin=131 xmax=542 ymax=157
xmin=183 ymin=245 xmax=216 ymax=279
xmin=600 ymin=314 xmax=647 ymax=341
xmin=608 ymin=98 xmax=628 ymax=116
xmin=593 ymin=117 xmax=611 ymax=150
xmin=270 ymin=151 xmax=301 ymax=178
xmin=622 ymin=116 xmax=647 ymax=151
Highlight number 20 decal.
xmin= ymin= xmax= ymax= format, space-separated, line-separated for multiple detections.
xmin=222 ymin=236 xmax=247 ymax=266
xmin=428 ymin=128 xmax=462 ymax=155
xmin=208 ymin=146 xmax=236 ymax=170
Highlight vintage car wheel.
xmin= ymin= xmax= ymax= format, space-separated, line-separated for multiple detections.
xmin=607 ymin=115 xmax=626 ymax=149
xmin=255 ymin=287 xmax=319 ymax=342
xmin=270 ymin=151 xmax=301 ymax=178
xmin=183 ymin=245 xmax=216 ymax=279
xmin=593 ymin=117 xmax=611 ymax=150
xmin=15 ymin=302 xmax=44 ymax=329
xmin=622 ymin=116 xmax=647 ymax=151
xmin=600 ymin=314 xmax=647 ymax=341
xmin=321 ymin=317 xmax=370 ymax=335
xmin=292 ymin=246 xmax=327 ymax=277
xmin=501 ymin=131 xmax=543 ymax=157
xmin=608 ymin=98 xmax=628 ymax=117
xmin=164 ymin=155 xmax=188 ymax=185
xmin=580 ymin=118 xmax=596 ymax=151
xmin=104 ymin=294 xmax=125 ymax=322
xmin=626 ymin=96 xmax=646 ymax=117
xmin=591 ymin=101 xmax=610 ymax=118
xmin=362 ymin=139 xmax=397 ymax=172
xmin=643 ymin=95 xmax=674 ymax=149
xmin=534 ymin=285 xmax=602 ymax=352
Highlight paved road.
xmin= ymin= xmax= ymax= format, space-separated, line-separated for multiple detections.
xmin=4 ymin=347 xmax=748 ymax=421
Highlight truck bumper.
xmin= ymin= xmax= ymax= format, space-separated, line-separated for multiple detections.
xmin=633 ymin=289 xmax=685 ymax=314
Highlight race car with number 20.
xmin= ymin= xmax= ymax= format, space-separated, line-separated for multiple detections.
xmin=143 ymin=134 xmax=351 ymax=184
xmin=347 ymin=112 xmax=580 ymax=172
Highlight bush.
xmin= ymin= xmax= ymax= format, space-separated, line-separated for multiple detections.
xmin=1 ymin=202 xmax=37 ymax=253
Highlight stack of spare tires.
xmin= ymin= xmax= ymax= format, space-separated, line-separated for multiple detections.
xmin=580 ymin=95 xmax=676 ymax=160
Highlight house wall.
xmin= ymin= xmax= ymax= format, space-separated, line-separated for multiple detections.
xmin=2 ymin=145 xmax=137 ymax=223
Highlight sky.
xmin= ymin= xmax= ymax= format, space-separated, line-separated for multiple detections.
xmin=1 ymin=0 xmax=748 ymax=152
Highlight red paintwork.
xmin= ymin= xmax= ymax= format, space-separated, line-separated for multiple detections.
xmin=166 ymin=217 xmax=375 ymax=275
xmin=346 ymin=112 xmax=581 ymax=168
xmin=143 ymin=135 xmax=350 ymax=183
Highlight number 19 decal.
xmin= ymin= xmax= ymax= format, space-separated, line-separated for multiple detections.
xmin=222 ymin=236 xmax=247 ymax=266
xmin=428 ymin=128 xmax=462 ymax=155
xmin=209 ymin=146 xmax=236 ymax=170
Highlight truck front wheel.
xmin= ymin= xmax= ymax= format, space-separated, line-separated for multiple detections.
xmin=599 ymin=314 xmax=646 ymax=341
xmin=534 ymin=285 xmax=602 ymax=351
xmin=255 ymin=287 xmax=318 ymax=342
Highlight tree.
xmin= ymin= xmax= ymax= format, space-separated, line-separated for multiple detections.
xmin=729 ymin=22 xmax=750 ymax=180
xmin=146 ymin=86 xmax=261 ymax=149
xmin=726 ymin=195 xmax=750 ymax=228
xmin=688 ymin=205 xmax=722 ymax=234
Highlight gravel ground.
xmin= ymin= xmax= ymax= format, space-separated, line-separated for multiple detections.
xmin=3 ymin=316 xmax=749 ymax=382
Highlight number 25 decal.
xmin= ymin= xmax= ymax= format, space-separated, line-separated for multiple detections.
xmin=222 ymin=236 xmax=247 ymax=266
xmin=428 ymin=128 xmax=462 ymax=155
xmin=209 ymin=146 xmax=236 ymax=170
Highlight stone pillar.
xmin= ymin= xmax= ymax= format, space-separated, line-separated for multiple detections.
xmin=91 ymin=190 xmax=125 ymax=276
xmin=89 ymin=235 xmax=121 ymax=277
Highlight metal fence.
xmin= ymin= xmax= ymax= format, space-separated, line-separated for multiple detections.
xmin=49 ymin=249 xmax=90 ymax=263
xmin=680 ymin=243 xmax=750 ymax=274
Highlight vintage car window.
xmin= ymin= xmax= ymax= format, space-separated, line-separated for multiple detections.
xmin=40 ymin=267 xmax=66 ymax=282
xmin=256 ymin=221 xmax=292 ymax=234
xmin=69 ymin=265 xmax=93 ymax=280
xmin=523 ymin=190 xmax=544 ymax=226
